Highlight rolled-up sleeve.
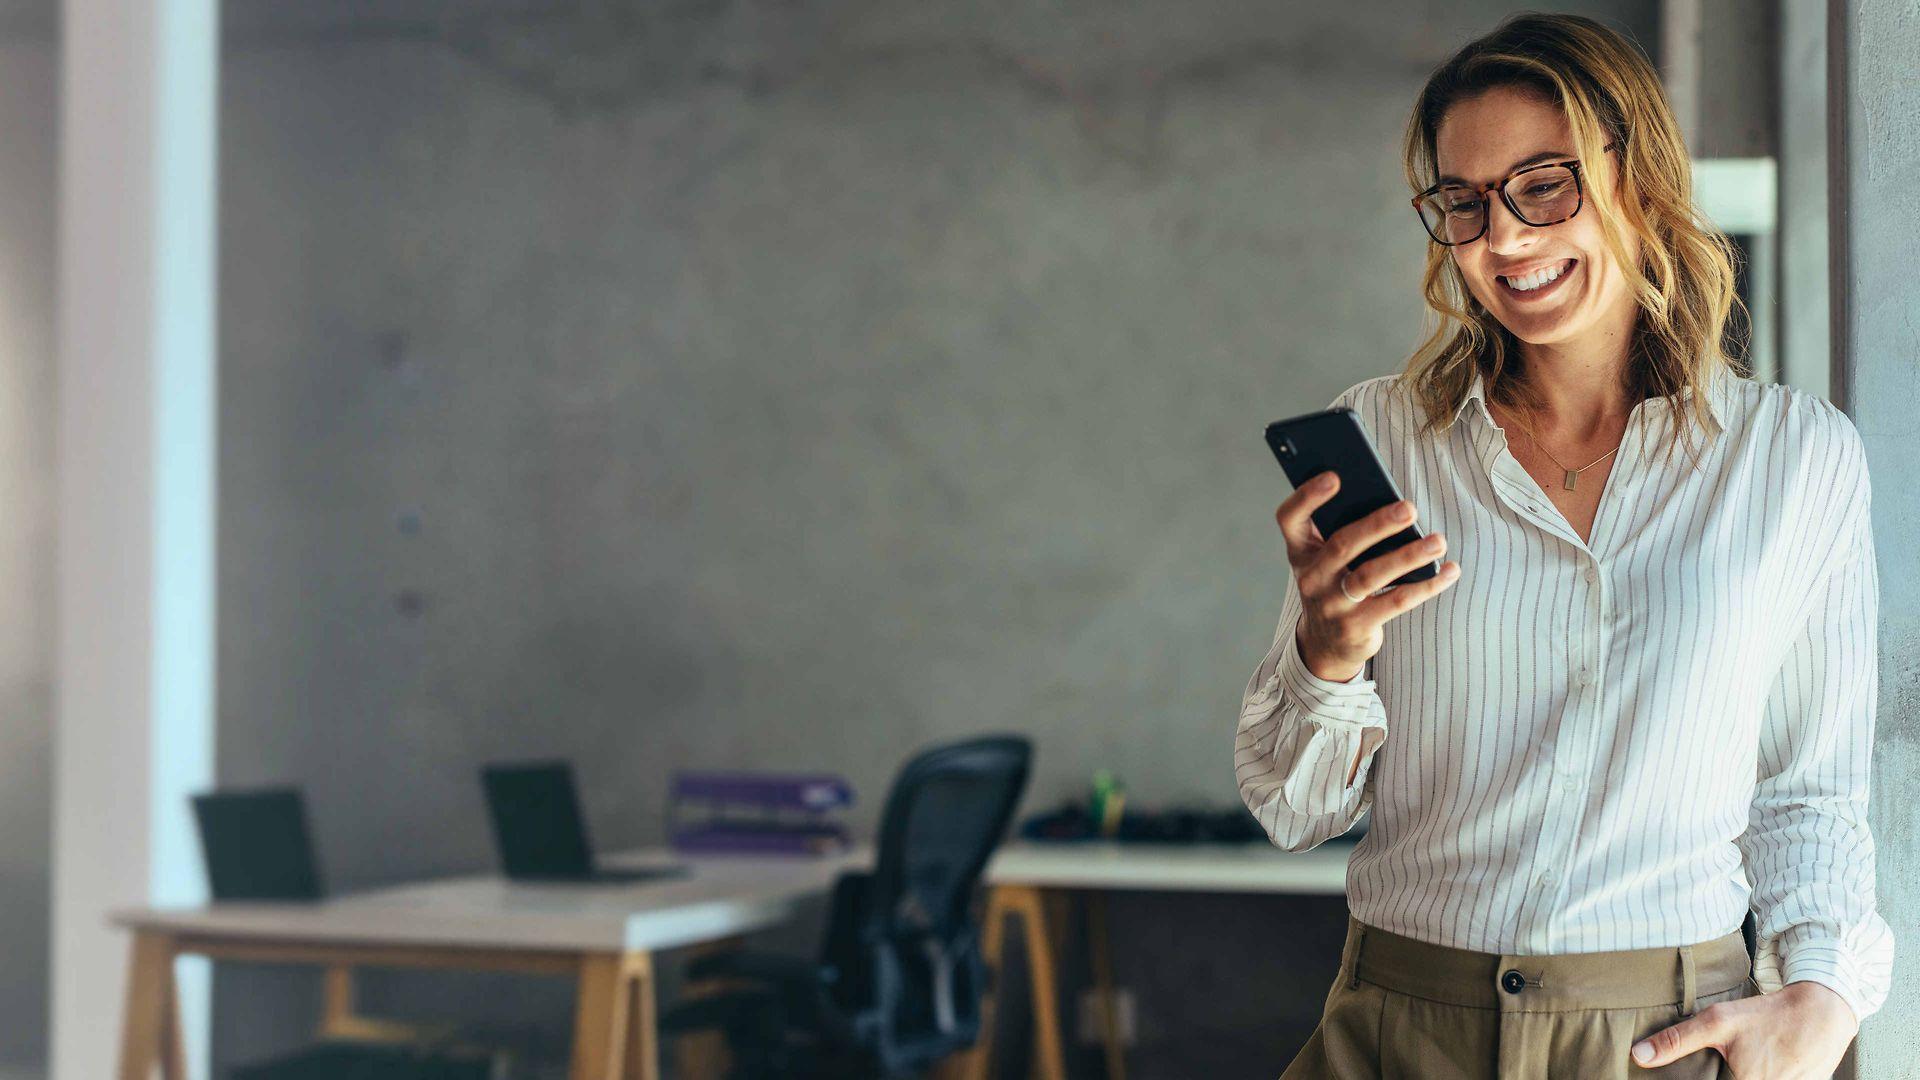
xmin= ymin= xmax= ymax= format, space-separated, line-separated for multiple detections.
xmin=1234 ymin=559 xmax=1389 ymax=853
xmin=1737 ymin=427 xmax=1895 ymax=1025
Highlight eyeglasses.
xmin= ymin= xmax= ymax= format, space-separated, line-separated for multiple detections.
xmin=1412 ymin=144 xmax=1619 ymax=246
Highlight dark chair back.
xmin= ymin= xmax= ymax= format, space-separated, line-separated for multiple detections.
xmin=191 ymin=788 xmax=324 ymax=901
xmin=829 ymin=735 xmax=1032 ymax=1072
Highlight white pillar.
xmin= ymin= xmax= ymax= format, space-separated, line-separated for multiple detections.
xmin=1775 ymin=0 xmax=1828 ymax=399
xmin=51 ymin=0 xmax=218 ymax=1076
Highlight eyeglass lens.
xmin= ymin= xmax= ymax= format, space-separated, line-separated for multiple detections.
xmin=1417 ymin=165 xmax=1581 ymax=244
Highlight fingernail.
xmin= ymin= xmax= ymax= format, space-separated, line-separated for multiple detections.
xmin=1631 ymin=1041 xmax=1653 ymax=1064
xmin=1397 ymin=502 xmax=1415 ymax=520
xmin=1315 ymin=473 xmax=1335 ymax=489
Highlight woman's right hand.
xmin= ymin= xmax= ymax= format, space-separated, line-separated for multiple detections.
xmin=1276 ymin=471 xmax=1461 ymax=682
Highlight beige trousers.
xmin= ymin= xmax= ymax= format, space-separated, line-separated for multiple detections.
xmin=1281 ymin=914 xmax=1759 ymax=1079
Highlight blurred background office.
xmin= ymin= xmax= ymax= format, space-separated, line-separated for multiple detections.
xmin=2 ymin=1 xmax=1915 ymax=1078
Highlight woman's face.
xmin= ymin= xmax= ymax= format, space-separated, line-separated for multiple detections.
xmin=1433 ymin=85 xmax=1637 ymax=351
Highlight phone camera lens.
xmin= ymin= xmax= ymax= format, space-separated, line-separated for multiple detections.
xmin=1278 ymin=438 xmax=1296 ymax=458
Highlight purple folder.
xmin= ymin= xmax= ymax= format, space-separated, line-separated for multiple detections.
xmin=668 ymin=770 xmax=855 ymax=857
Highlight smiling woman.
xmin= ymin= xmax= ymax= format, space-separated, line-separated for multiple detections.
xmin=1236 ymin=11 xmax=1892 ymax=1080
xmin=1399 ymin=16 xmax=1743 ymax=464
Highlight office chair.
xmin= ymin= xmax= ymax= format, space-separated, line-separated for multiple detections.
xmin=660 ymin=734 xmax=1034 ymax=1078
xmin=191 ymin=788 xmax=502 ymax=1080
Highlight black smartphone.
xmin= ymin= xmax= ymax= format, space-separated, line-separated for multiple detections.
xmin=1264 ymin=407 xmax=1439 ymax=588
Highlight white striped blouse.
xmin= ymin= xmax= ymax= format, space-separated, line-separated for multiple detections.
xmin=1234 ymin=369 xmax=1894 ymax=1023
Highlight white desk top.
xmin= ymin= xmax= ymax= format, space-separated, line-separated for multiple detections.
xmin=115 ymin=848 xmax=867 ymax=954
xmin=985 ymin=840 xmax=1351 ymax=894
xmin=115 ymin=840 xmax=1351 ymax=954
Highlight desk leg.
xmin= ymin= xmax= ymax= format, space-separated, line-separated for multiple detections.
xmin=957 ymin=887 xmax=1012 ymax=1080
xmin=117 ymin=932 xmax=182 ymax=1080
xmin=961 ymin=885 xmax=1066 ymax=1080
xmin=1024 ymin=887 xmax=1068 ymax=1080
xmin=571 ymin=954 xmax=633 ymax=1080
xmin=672 ymin=937 xmax=746 ymax=1080
xmin=322 ymin=965 xmax=354 ymax=1033
xmin=159 ymin=955 xmax=187 ymax=1080
xmin=621 ymin=953 xmax=659 ymax=1080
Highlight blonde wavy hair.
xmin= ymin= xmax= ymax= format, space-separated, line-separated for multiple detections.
xmin=1401 ymin=12 xmax=1747 ymax=462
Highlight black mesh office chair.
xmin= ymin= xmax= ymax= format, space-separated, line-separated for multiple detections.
xmin=660 ymin=735 xmax=1034 ymax=1078
xmin=191 ymin=788 xmax=501 ymax=1080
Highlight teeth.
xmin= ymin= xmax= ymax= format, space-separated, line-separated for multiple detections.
xmin=1505 ymin=260 xmax=1570 ymax=292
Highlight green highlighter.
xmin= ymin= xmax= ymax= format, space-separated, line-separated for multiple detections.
xmin=1091 ymin=770 xmax=1127 ymax=839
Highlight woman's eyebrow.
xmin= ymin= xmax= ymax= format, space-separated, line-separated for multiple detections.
xmin=1436 ymin=149 xmax=1574 ymax=186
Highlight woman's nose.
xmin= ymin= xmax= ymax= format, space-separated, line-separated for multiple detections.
xmin=1483 ymin=194 xmax=1537 ymax=254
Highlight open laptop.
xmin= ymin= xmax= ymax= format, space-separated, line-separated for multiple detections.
xmin=480 ymin=760 xmax=687 ymax=885
xmin=192 ymin=787 xmax=326 ymax=901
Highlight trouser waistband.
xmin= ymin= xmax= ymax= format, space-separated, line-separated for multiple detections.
xmin=1340 ymin=913 xmax=1750 ymax=1014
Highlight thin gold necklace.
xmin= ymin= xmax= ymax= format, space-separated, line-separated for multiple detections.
xmin=1505 ymin=408 xmax=1622 ymax=491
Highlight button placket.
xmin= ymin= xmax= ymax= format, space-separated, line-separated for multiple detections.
xmin=1534 ymin=868 xmax=1560 ymax=919
xmin=1581 ymin=569 xmax=1607 ymax=691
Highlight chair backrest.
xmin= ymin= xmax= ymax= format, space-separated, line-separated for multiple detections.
xmin=191 ymin=788 xmax=325 ymax=901
xmin=835 ymin=734 xmax=1032 ymax=1070
xmin=869 ymin=735 xmax=1031 ymax=938
xmin=480 ymin=760 xmax=598 ymax=879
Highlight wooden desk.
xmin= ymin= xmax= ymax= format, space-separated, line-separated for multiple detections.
xmin=959 ymin=840 xmax=1352 ymax=1080
xmin=112 ymin=848 xmax=864 ymax=1080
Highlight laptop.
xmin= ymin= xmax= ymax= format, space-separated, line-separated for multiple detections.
xmin=480 ymin=761 xmax=687 ymax=885
xmin=191 ymin=788 xmax=326 ymax=901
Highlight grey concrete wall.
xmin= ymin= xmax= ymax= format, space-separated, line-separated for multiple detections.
xmin=0 ymin=31 xmax=57 ymax=1079
xmin=1835 ymin=3 xmax=1920 ymax=1075
xmin=211 ymin=2 xmax=1654 ymax=1074
xmin=1695 ymin=0 xmax=1775 ymax=158
xmin=1663 ymin=0 xmax=1775 ymax=159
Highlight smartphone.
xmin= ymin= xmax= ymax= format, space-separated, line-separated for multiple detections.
xmin=1264 ymin=407 xmax=1439 ymax=588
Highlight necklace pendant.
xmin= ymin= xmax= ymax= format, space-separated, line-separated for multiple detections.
xmin=1563 ymin=469 xmax=1579 ymax=491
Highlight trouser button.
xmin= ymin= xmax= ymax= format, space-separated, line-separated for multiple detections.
xmin=1501 ymin=969 xmax=1526 ymax=994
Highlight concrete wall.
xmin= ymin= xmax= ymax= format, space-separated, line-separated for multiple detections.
xmin=1835 ymin=3 xmax=1920 ymax=1075
xmin=0 ymin=28 xmax=57 ymax=1078
xmin=210 ymin=2 xmax=1655 ymax=1074
xmin=1695 ymin=0 xmax=1775 ymax=158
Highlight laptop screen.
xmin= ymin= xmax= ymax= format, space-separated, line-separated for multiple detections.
xmin=481 ymin=761 xmax=597 ymax=879
xmin=192 ymin=788 xmax=325 ymax=901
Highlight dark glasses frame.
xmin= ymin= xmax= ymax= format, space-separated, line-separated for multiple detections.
xmin=1412 ymin=143 xmax=1620 ymax=246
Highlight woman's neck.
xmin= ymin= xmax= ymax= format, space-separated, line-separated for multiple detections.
xmin=1510 ymin=309 xmax=1638 ymax=440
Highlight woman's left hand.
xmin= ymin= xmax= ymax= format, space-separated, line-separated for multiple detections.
xmin=1631 ymin=980 xmax=1856 ymax=1078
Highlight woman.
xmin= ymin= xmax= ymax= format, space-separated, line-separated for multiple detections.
xmin=1234 ymin=14 xmax=1892 ymax=1079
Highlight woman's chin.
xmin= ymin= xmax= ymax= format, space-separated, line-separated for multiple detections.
xmin=1493 ymin=302 xmax=1587 ymax=346
xmin=1503 ymin=320 xmax=1573 ymax=346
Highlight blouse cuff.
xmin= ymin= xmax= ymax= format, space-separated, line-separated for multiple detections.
xmin=1775 ymin=935 xmax=1873 ymax=1026
xmin=1274 ymin=626 xmax=1378 ymax=728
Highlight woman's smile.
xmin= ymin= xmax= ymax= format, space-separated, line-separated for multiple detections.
xmin=1497 ymin=257 xmax=1578 ymax=300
